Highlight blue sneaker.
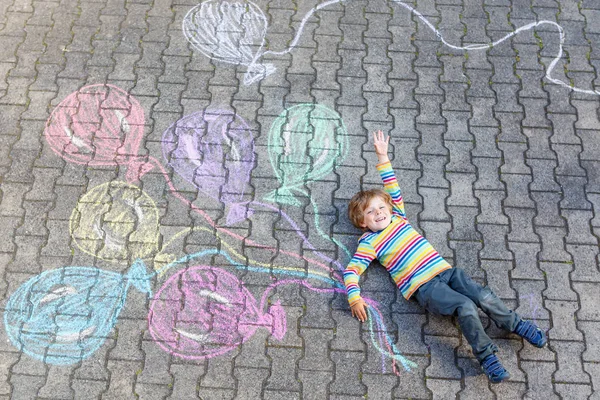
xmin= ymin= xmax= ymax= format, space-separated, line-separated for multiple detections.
xmin=514 ymin=320 xmax=547 ymax=348
xmin=481 ymin=354 xmax=510 ymax=383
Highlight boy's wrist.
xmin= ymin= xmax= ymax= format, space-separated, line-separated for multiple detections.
xmin=376 ymin=154 xmax=390 ymax=163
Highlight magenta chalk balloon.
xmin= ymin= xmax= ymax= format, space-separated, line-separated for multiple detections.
xmin=148 ymin=266 xmax=286 ymax=360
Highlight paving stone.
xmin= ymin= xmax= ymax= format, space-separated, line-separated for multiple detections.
xmin=200 ymin=357 xmax=236 ymax=391
xmin=573 ymin=282 xmax=600 ymax=320
xmin=583 ymin=363 xmax=600 ymax=398
xmin=536 ymin=226 xmax=572 ymax=262
xmin=166 ymin=363 xmax=204 ymax=399
xmin=552 ymin=341 xmax=591 ymax=384
xmin=457 ymin=357 xmax=494 ymax=399
xmin=546 ymin=300 xmax=584 ymax=341
xmin=329 ymin=351 xmax=366 ymax=396
xmin=9 ymin=374 xmax=45 ymax=399
xmin=298 ymin=328 xmax=334 ymax=371
xmin=102 ymin=360 xmax=143 ymax=400
xmin=567 ymin=244 xmax=600 ymax=282
xmin=501 ymin=173 xmax=535 ymax=209
xmin=448 ymin=206 xmax=480 ymax=241
xmin=484 ymin=260 xmax=516 ymax=300
xmin=297 ymin=370 xmax=333 ymax=400
xmin=425 ymin=377 xmax=461 ymax=400
xmin=197 ymin=387 xmax=236 ymax=400
xmin=540 ymin=262 xmax=578 ymax=301
xmin=446 ymin=172 xmax=477 ymax=207
xmin=71 ymin=379 xmax=109 ymax=399
xmin=449 ymin=240 xmax=485 ymax=280
xmin=37 ymin=365 xmax=76 ymax=399
xmin=475 ymin=190 xmax=508 ymax=225
xmin=512 ymin=279 xmax=550 ymax=321
xmin=478 ymin=224 xmax=512 ymax=260
xmin=531 ymin=192 xmax=564 ymax=228
xmin=521 ymin=361 xmax=559 ymax=400
xmin=424 ymin=335 xmax=461 ymax=379
xmin=527 ymin=159 xmax=561 ymax=192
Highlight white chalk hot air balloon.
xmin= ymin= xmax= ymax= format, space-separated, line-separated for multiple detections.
xmin=183 ymin=0 xmax=275 ymax=85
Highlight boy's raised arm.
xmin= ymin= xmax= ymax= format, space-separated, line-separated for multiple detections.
xmin=373 ymin=130 xmax=406 ymax=217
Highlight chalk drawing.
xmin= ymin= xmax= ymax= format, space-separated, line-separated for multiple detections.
xmin=148 ymin=265 xmax=286 ymax=360
xmin=148 ymin=152 xmax=352 ymax=273
xmin=367 ymin=304 xmax=417 ymax=374
xmin=153 ymin=226 xmax=344 ymax=284
xmin=28 ymin=85 xmax=416 ymax=374
xmin=69 ymin=181 xmax=160 ymax=262
xmin=264 ymin=103 xmax=351 ymax=258
xmin=265 ymin=104 xmax=348 ymax=206
xmin=389 ymin=0 xmax=600 ymax=96
xmin=182 ymin=0 xmax=342 ymax=85
xmin=162 ymin=109 xmax=255 ymax=226
xmin=4 ymin=245 xmax=412 ymax=371
xmin=3 ymin=259 xmax=151 ymax=365
xmin=43 ymin=84 xmax=154 ymax=182
xmin=183 ymin=0 xmax=600 ymax=95
xmin=183 ymin=0 xmax=274 ymax=85
xmin=519 ymin=293 xmax=540 ymax=325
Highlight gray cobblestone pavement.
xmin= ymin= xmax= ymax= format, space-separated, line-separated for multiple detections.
xmin=1 ymin=0 xmax=600 ymax=398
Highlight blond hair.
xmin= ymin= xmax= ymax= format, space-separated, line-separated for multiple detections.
xmin=348 ymin=189 xmax=394 ymax=230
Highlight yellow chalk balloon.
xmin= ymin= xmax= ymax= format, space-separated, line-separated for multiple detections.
xmin=70 ymin=181 xmax=160 ymax=262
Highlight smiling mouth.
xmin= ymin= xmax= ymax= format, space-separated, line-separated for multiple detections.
xmin=375 ymin=217 xmax=386 ymax=222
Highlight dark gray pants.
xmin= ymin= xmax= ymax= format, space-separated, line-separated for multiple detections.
xmin=414 ymin=268 xmax=520 ymax=361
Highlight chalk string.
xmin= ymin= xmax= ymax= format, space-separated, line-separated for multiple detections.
xmin=248 ymin=0 xmax=598 ymax=95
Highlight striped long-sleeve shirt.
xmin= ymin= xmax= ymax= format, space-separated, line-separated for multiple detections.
xmin=344 ymin=161 xmax=452 ymax=305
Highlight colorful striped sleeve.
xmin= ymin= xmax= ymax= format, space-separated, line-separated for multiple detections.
xmin=376 ymin=161 xmax=405 ymax=217
xmin=343 ymin=240 xmax=376 ymax=306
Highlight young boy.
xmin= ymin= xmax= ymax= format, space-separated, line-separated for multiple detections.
xmin=343 ymin=130 xmax=547 ymax=383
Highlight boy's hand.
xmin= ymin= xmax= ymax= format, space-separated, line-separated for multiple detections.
xmin=373 ymin=130 xmax=390 ymax=163
xmin=350 ymin=298 xmax=369 ymax=322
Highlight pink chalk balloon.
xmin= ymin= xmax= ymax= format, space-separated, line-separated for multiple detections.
xmin=148 ymin=266 xmax=286 ymax=360
xmin=44 ymin=84 xmax=152 ymax=180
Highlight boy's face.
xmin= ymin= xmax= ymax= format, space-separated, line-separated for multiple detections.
xmin=361 ymin=196 xmax=392 ymax=232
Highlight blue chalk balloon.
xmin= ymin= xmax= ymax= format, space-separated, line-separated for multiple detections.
xmin=3 ymin=260 xmax=152 ymax=365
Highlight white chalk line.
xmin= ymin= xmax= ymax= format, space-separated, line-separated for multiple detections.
xmin=185 ymin=0 xmax=600 ymax=94
xmin=390 ymin=0 xmax=599 ymax=96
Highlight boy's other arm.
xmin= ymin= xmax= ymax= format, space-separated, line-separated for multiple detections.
xmin=343 ymin=243 xmax=376 ymax=316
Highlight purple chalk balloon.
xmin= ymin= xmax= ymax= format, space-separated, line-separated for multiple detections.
xmin=148 ymin=266 xmax=286 ymax=360
xmin=162 ymin=110 xmax=255 ymax=225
